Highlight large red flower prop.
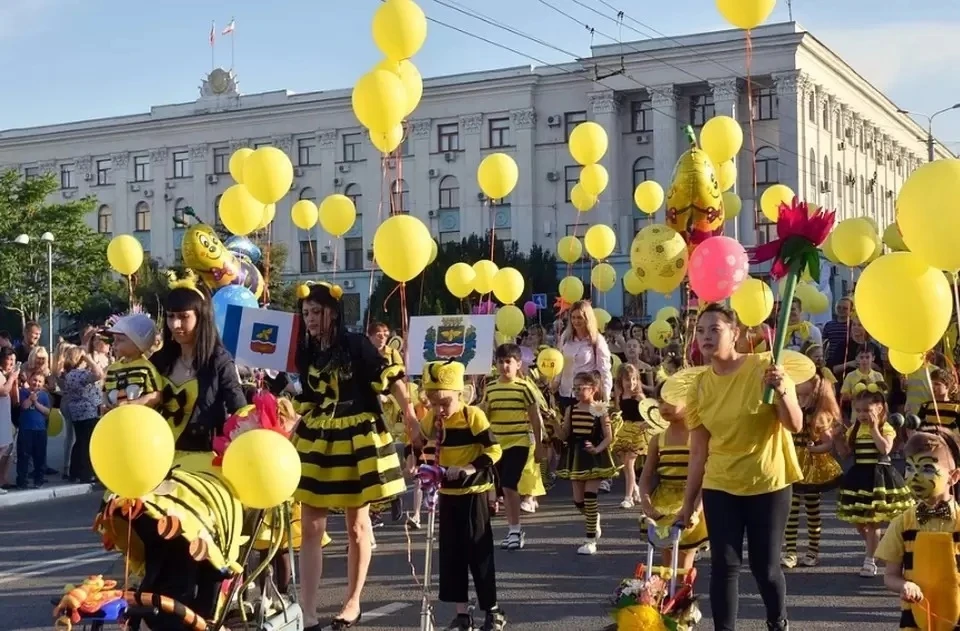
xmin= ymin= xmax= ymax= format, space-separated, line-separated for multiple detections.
xmin=749 ymin=197 xmax=835 ymax=281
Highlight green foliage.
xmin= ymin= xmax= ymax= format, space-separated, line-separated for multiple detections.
xmin=366 ymin=234 xmax=559 ymax=330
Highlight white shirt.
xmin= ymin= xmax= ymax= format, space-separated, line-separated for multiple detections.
xmin=558 ymin=335 xmax=613 ymax=400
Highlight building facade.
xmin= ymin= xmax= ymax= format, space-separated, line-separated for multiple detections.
xmin=0 ymin=23 xmax=948 ymax=325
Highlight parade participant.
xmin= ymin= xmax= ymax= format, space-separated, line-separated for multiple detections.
xmin=677 ymin=303 xmax=802 ymax=631
xmin=840 ymin=347 xmax=885 ymax=405
xmin=784 ymin=298 xmax=822 ymax=351
xmin=420 ymin=360 xmax=506 ymax=631
xmin=612 ymin=363 xmax=649 ymax=508
xmin=834 ymin=381 xmax=913 ymax=577
xmin=557 ymin=370 xmax=619 ymax=556
xmin=292 ymin=282 xmax=417 ymax=631
xmin=876 ymin=430 xmax=960 ymax=629
xmin=102 ymin=313 xmax=162 ymax=410
xmin=801 ymin=341 xmax=837 ymax=386
xmin=914 ymin=368 xmax=960 ymax=435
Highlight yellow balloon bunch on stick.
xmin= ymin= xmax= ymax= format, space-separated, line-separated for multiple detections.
xmin=568 ymin=122 xmax=609 ymax=210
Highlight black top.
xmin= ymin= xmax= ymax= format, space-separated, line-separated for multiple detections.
xmin=619 ymin=398 xmax=642 ymax=422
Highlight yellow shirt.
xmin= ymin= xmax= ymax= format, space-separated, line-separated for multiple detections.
xmin=686 ymin=352 xmax=802 ymax=496
xmin=876 ymin=500 xmax=959 ymax=565
xmin=420 ymin=405 xmax=502 ymax=496
xmin=840 ymin=368 xmax=885 ymax=397
xmin=104 ymin=356 xmax=161 ymax=401
xmin=820 ymin=366 xmax=837 ymax=385
xmin=481 ymin=378 xmax=537 ymax=450
xmin=846 ymin=422 xmax=896 ymax=464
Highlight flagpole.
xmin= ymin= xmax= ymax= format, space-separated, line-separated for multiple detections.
xmin=231 ymin=29 xmax=235 ymax=70
xmin=210 ymin=20 xmax=216 ymax=70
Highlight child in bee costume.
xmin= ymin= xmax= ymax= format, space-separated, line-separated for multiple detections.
xmin=876 ymin=430 xmax=960 ymax=631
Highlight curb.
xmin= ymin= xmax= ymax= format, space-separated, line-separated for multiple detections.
xmin=0 ymin=483 xmax=96 ymax=508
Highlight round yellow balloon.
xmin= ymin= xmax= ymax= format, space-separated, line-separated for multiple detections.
xmin=590 ymin=263 xmax=617 ymax=292
xmin=760 ymin=184 xmax=794 ymax=222
xmin=559 ymin=275 xmax=584 ymax=302
xmin=854 ymin=252 xmax=952 ymax=353
xmin=495 ymin=304 xmax=525 ymax=337
xmin=889 ymin=349 xmax=925 ymax=375
xmin=256 ymin=203 xmax=276 ymax=230
xmin=107 ymin=234 xmax=144 ymax=276
xmin=222 ymin=429 xmax=301 ymax=509
xmin=369 ymin=124 xmax=405 ymax=154
xmin=242 ymin=147 xmax=294 ymax=205
xmin=584 ymin=224 xmax=616 ymax=260
xmin=648 ymin=320 xmax=673 ymax=349
xmin=319 ymin=194 xmax=357 ymax=237
xmin=656 ymin=306 xmax=679 ymax=322
xmin=228 ymin=148 xmax=253 ymax=184
xmin=579 ymin=164 xmax=609 ymax=197
xmin=897 ymin=159 xmax=960 ymax=271
xmin=47 ymin=408 xmax=63 ymax=437
xmin=700 ymin=116 xmax=743 ymax=164
xmin=375 ymin=59 xmax=422 ymax=117
xmin=882 ymin=222 xmax=908 ymax=252
xmin=427 ymin=239 xmax=438 ymax=265
xmin=373 ymin=214 xmax=432 ymax=282
xmin=623 ymin=268 xmax=647 ymax=295
xmin=570 ymin=184 xmax=597 ymax=212
xmin=795 ymin=282 xmax=820 ymax=310
xmin=822 ymin=232 xmax=840 ymax=264
xmin=807 ymin=292 xmax=830 ymax=315
xmin=477 ymin=153 xmax=519 ymax=200
xmin=715 ymin=160 xmax=737 ymax=192
xmin=634 ymin=181 xmax=665 ymax=214
xmin=472 ymin=260 xmax=499 ymax=294
xmin=91 ymin=405 xmax=174 ymax=499
xmin=730 ymin=277 xmax=773 ymax=326
xmin=716 ymin=0 xmax=776 ymax=29
xmin=630 ymin=224 xmax=689 ymax=294
xmin=537 ymin=348 xmax=564 ymax=379
xmin=831 ymin=217 xmax=876 ymax=267
xmin=594 ymin=308 xmax=612 ymax=332
xmin=352 ymin=69 xmax=407 ymax=134
xmin=557 ymin=236 xmax=583 ymax=264
xmin=445 ymin=262 xmax=475 ymax=298
xmin=291 ymin=200 xmax=319 ymax=231
xmin=219 ymin=184 xmax=265 ymax=236
xmin=491 ymin=267 xmax=524 ymax=304
xmin=568 ymin=121 xmax=608 ymax=165
xmin=372 ymin=0 xmax=428 ymax=61
xmin=722 ymin=191 xmax=742 ymax=220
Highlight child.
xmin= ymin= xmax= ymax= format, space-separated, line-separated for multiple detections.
xmin=840 ymin=348 xmax=885 ymax=405
xmin=557 ymin=370 xmax=619 ymax=555
xmin=801 ymin=341 xmax=837 ymax=386
xmin=420 ymin=360 xmax=506 ymax=631
xmin=612 ymin=363 xmax=649 ymax=509
xmin=480 ymin=343 xmax=544 ymax=551
xmin=876 ymin=430 xmax=960 ymax=628
xmin=638 ymin=399 xmax=707 ymax=572
xmin=15 ymin=371 xmax=51 ymax=489
xmin=782 ymin=370 xmax=842 ymax=568
xmin=915 ymin=368 xmax=960 ymax=435
xmin=834 ymin=380 xmax=913 ymax=577
xmin=103 ymin=314 xmax=162 ymax=409
xmin=405 ymin=385 xmax=436 ymax=530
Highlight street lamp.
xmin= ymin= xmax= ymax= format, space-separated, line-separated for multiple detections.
xmin=897 ymin=103 xmax=960 ymax=162
xmin=12 ymin=234 xmax=29 ymax=245
xmin=40 ymin=232 xmax=54 ymax=354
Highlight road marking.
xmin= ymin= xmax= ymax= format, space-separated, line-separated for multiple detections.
xmin=364 ymin=601 xmax=411 ymax=620
xmin=0 ymin=549 xmax=113 ymax=586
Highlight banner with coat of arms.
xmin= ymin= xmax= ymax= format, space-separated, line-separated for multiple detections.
xmin=406 ymin=315 xmax=495 ymax=376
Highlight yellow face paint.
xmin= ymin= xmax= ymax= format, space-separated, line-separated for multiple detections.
xmin=905 ymin=454 xmax=949 ymax=501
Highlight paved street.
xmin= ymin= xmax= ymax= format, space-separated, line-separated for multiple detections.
xmin=1 ymin=486 xmax=900 ymax=630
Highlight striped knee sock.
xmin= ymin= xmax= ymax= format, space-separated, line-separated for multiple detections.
xmin=784 ymin=494 xmax=801 ymax=554
xmin=574 ymin=501 xmax=585 ymax=515
xmin=584 ymin=492 xmax=599 ymax=539
xmin=805 ymin=493 xmax=822 ymax=556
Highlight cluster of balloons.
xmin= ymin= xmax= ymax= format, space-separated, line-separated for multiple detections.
xmin=291 ymin=193 xmax=357 ymax=240
xmin=822 ymin=216 xmax=882 ymax=267
xmin=553 ymin=225 xmax=618 ymax=305
xmin=219 ymin=147 xmax=292 ymax=235
xmin=567 ymin=122 xmax=610 ymax=212
xmin=444 ymin=260 xmax=533 ymax=338
xmin=646 ymin=306 xmax=680 ymax=350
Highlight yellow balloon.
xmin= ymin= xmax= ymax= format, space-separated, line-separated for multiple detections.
xmin=831 ymin=217 xmax=876 ymax=267
xmin=594 ymin=308 xmax=612 ymax=331
xmin=369 ymin=124 xmax=405 ymax=154
xmin=256 ymin=203 xmax=276 ymax=230
xmin=375 ymin=59 xmax=423 ymax=117
xmin=491 ymin=267 xmax=524 ymax=304
xmin=700 ymin=116 xmax=743 ymax=164
xmin=568 ymin=121 xmax=608 ymax=165
xmin=91 ymin=405 xmax=174 ymax=499
xmin=373 ymin=214 xmax=432 ymax=282
xmin=648 ymin=320 xmax=673 ymax=349
xmin=243 ymin=147 xmax=294 ymax=205
xmin=889 ymin=349 xmax=925 ymax=375
xmin=570 ymin=183 xmax=597 ymax=212
xmin=898 ymin=159 xmax=960 ymax=271
xmin=537 ymin=347 xmax=564 ymax=379
xmin=630 ymin=224 xmax=688 ymax=294
xmin=472 ymin=260 xmax=499 ymax=294
xmin=584 ymin=224 xmax=616 ymax=260
xmin=228 ymin=148 xmax=253 ymax=184
xmin=866 ymin=232 xmax=883 ymax=263
xmin=760 ymin=184 xmax=794 ymax=222
xmin=445 ymin=262 xmax=475 ymax=298
xmin=634 ymin=181 xmax=665 ymax=214
xmin=372 ymin=0 xmax=427 ymax=61
xmin=722 ymin=191 xmax=742 ymax=220
xmin=715 ymin=0 xmax=776 ymax=29
xmin=47 ymin=408 xmax=63 ymax=437
xmin=495 ymin=331 xmax=513 ymax=346
xmin=622 ymin=268 xmax=647 ymax=295
xmin=715 ymin=160 xmax=737 ymax=192
xmin=579 ymin=164 xmax=609 ymax=197
xmin=822 ymin=232 xmax=840 ymax=264
xmin=107 ymin=234 xmax=144 ymax=276
xmin=222 ymin=429 xmax=301 ymax=509
xmin=319 ymin=194 xmax=357 ymax=237
xmin=590 ymin=263 xmax=617 ymax=292
xmin=428 ymin=239 xmax=438 ymax=265
xmin=656 ymin=306 xmax=679 ymax=321
xmin=352 ymin=69 xmax=407 ymax=134
xmin=219 ymin=184 xmax=265 ymax=236
xmin=557 ymin=235 xmax=583 ymax=264
xmin=882 ymin=222 xmax=908 ymax=252
xmin=495 ymin=304 xmax=525 ymax=337
xmin=559 ymin=275 xmax=584 ymax=302
xmin=291 ymin=199 xmax=319 ymax=231
xmin=807 ymin=292 xmax=830 ymax=315
xmin=477 ymin=153 xmax=519 ymax=200
xmin=795 ymin=282 xmax=820 ymax=310
xmin=861 ymin=217 xmax=879 ymax=233
xmin=854 ymin=252 xmax=952 ymax=353
xmin=730 ymin=277 xmax=773 ymax=326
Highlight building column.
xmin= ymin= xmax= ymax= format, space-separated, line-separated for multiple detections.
xmin=457 ymin=114 xmax=484 ymax=240
xmin=650 ymin=84 xmax=680 ymax=197
xmin=710 ymin=79 xmax=740 ymax=240
xmin=587 ymin=90 xmax=622 ymax=248
xmin=511 ymin=107 xmax=537 ymax=252
xmin=111 ymin=152 xmax=131 ymax=235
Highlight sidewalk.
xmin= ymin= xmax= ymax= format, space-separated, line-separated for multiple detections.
xmin=0 ymin=481 xmax=96 ymax=508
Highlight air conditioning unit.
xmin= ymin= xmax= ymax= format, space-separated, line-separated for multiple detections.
xmin=366 ymin=248 xmax=374 ymax=261
xmin=342 ymin=279 xmax=356 ymax=289
xmin=444 ymin=152 xmax=456 ymax=163
xmin=885 ymin=190 xmax=894 ymax=198
xmin=428 ymin=168 xmax=440 ymax=178
xmin=837 ymin=141 xmax=846 ymax=151
xmin=546 ymin=170 xmax=560 ymax=182
xmin=62 ymin=190 xmax=74 ymax=199
xmin=338 ymin=164 xmax=351 ymax=173
xmin=144 ymin=189 xmax=154 ymax=198
xmin=635 ymin=133 xmax=651 ymax=145
xmin=476 ymin=192 xmax=486 ymax=201
xmin=207 ymin=174 xmax=219 ymax=185
xmin=819 ymin=181 xmax=831 ymax=193
xmin=294 ymin=167 xmax=304 ymax=177
xmin=129 ymin=183 xmax=141 ymax=192
xmin=428 ymin=209 xmax=436 ymax=217
xmin=164 ymin=193 xmax=173 ymax=201
xmin=845 ymin=174 xmax=856 ymax=186
xmin=886 ymin=152 xmax=894 ymax=161
xmin=844 ymin=128 xmax=853 ymax=139
xmin=320 ymin=252 xmax=331 ymax=263
xmin=865 ymin=141 xmax=873 ymax=150
xmin=83 ymin=173 xmax=93 ymax=181
xmin=546 ymin=115 xmax=561 ymax=127
xmin=165 ymin=181 xmax=176 ymax=189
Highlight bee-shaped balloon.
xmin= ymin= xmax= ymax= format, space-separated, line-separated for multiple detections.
xmin=181 ymin=224 xmax=241 ymax=290
xmin=665 ymin=126 xmax=725 ymax=251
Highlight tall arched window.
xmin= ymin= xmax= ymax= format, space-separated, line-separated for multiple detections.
xmin=822 ymin=155 xmax=830 ymax=191
xmin=808 ymin=149 xmax=817 ymax=196
xmin=632 ymin=157 xmax=654 ymax=188
xmin=135 ymin=201 xmax=151 ymax=232
xmin=173 ymin=198 xmax=188 ymax=224
xmin=391 ymin=178 xmax=410 ymax=213
xmin=756 ymin=147 xmax=779 ymax=184
xmin=836 ymin=163 xmax=843 ymax=201
xmin=807 ymin=93 xmax=816 ymax=122
xmin=438 ymin=176 xmax=459 ymax=209
xmin=835 ymin=111 xmax=843 ymax=137
xmin=97 ymin=204 xmax=112 ymax=234
xmin=299 ymin=187 xmax=316 ymax=202
xmin=344 ymin=184 xmax=361 ymax=211
xmin=859 ymin=175 xmax=865 ymax=209
xmin=822 ymin=103 xmax=831 ymax=131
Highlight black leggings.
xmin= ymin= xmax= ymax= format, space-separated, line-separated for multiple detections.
xmin=702 ymin=486 xmax=792 ymax=630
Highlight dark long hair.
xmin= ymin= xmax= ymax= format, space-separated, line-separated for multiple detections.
xmin=151 ymin=285 xmax=223 ymax=376
xmin=294 ymin=283 xmax=349 ymax=376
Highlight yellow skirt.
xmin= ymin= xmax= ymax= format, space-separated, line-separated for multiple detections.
xmin=645 ymin=482 xmax=708 ymax=550
xmin=294 ymin=410 xmax=406 ymax=509
xmin=612 ymin=422 xmax=648 ymax=457
xmin=518 ymin=444 xmax=545 ymax=497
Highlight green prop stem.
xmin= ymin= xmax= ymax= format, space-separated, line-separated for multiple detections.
xmin=683 ymin=125 xmax=697 ymax=147
xmin=763 ymin=258 xmax=802 ymax=405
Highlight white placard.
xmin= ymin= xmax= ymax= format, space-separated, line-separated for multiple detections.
xmin=405 ymin=314 xmax=495 ymax=376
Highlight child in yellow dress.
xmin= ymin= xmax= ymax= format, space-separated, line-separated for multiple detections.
xmin=612 ymin=364 xmax=649 ymax=509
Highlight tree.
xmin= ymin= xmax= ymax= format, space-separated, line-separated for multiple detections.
xmin=0 ymin=170 xmax=109 ymax=329
xmin=366 ymin=234 xmax=559 ymax=330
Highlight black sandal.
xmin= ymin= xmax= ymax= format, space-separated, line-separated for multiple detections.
xmin=331 ymin=611 xmax=362 ymax=629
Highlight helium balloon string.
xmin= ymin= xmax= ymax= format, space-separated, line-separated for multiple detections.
xmin=418 ymin=270 xmax=426 ymax=316
xmin=264 ymin=214 xmax=273 ymax=303
xmin=744 ymin=29 xmax=760 ymax=245
xmin=924 ymin=365 xmax=942 ymax=425
xmin=331 ymin=239 xmax=338 ymax=282
xmin=488 ymin=200 xmax=496 ymax=262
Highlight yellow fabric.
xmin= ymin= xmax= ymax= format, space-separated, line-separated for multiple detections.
xmin=517 ymin=443 xmax=545 ymax=497
xmin=905 ymin=363 xmax=935 ymax=414
xmin=840 ymin=368 xmax=885 ymax=397
xmin=820 ymin=366 xmax=837 ymax=385
xmin=251 ymin=501 xmax=302 ymax=551
xmin=647 ymin=434 xmax=708 ymax=550
xmin=686 ymin=352 xmax=802 ymax=496
xmin=612 ymin=421 xmax=648 ymax=456
xmin=847 ymin=423 xmax=897 ymax=465
xmin=161 ymin=377 xmax=199 ymax=441
xmin=104 ymin=357 xmax=161 ymax=402
xmin=482 ymin=379 xmax=537 ymax=450
xmin=919 ymin=401 xmax=960 ymax=433
xmin=422 ymin=361 xmax=465 ymax=391
xmin=421 ymin=405 xmax=502 ymax=496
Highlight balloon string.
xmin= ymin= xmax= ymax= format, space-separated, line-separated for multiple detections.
xmin=951 ymin=273 xmax=960 ymax=384
xmin=264 ymin=214 xmax=273 ymax=304
xmin=382 ymin=283 xmax=402 ymax=314
xmin=924 ymin=365 xmax=941 ymax=425
xmin=365 ymin=152 xmax=390 ymax=333
xmin=917 ymin=597 xmax=955 ymax=628
xmin=400 ymin=281 xmax=409 ymax=367
xmin=331 ymin=239 xmax=339 ymax=283
xmin=418 ymin=271 xmax=426 ymax=316
xmin=744 ymin=29 xmax=760 ymax=246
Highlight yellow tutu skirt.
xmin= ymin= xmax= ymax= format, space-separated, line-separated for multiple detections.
xmin=644 ymin=482 xmax=708 ymax=550
xmin=794 ymin=448 xmax=842 ymax=494
xmin=612 ymin=422 xmax=648 ymax=457
xmin=518 ymin=444 xmax=545 ymax=497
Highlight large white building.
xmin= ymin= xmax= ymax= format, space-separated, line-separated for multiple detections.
xmin=0 ymin=23 xmax=949 ymax=325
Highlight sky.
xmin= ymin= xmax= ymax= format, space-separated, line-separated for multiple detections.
xmin=0 ymin=0 xmax=958 ymax=150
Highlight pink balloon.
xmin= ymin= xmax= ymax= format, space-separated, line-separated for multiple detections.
xmin=688 ymin=236 xmax=750 ymax=302
xmin=523 ymin=300 xmax=538 ymax=317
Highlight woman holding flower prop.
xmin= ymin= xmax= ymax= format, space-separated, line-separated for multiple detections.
xmin=749 ymin=198 xmax=836 ymax=404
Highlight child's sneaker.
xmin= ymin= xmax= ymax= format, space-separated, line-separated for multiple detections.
xmin=481 ymin=608 xmax=506 ymax=631
xmin=505 ymin=530 xmax=525 ymax=550
xmin=619 ymin=498 xmax=635 ymax=509
xmin=780 ymin=553 xmax=797 ymax=569
xmin=446 ymin=614 xmax=473 ymax=631
xmin=520 ymin=497 xmax=537 ymax=514
xmin=859 ymin=557 xmax=877 ymax=577
xmin=599 ymin=479 xmax=612 ymax=494
xmin=577 ymin=539 xmax=598 ymax=555
xmin=800 ymin=552 xmax=818 ymax=567
xmin=595 ymin=514 xmax=602 ymax=539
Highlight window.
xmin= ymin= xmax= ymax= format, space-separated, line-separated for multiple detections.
xmin=807 ymin=93 xmax=816 ymax=122
xmin=835 ymin=112 xmax=843 ymax=137
xmin=172 ymin=151 xmax=190 ymax=178
xmin=299 ymin=240 xmax=317 ymax=273
xmin=488 ymin=118 xmax=510 ymax=148
xmin=634 ymin=215 xmax=652 ymax=235
xmin=342 ymin=293 xmax=361 ymax=326
xmin=344 ymin=237 xmax=363 ymax=271
xmin=399 ymin=134 xmax=412 ymax=156
xmin=438 ymin=176 xmax=459 ymax=209
xmin=756 ymin=147 xmax=779 ymax=184
xmin=298 ymin=139 xmax=316 ymax=166
xmin=254 ymin=141 xmax=272 ymax=149
xmin=97 ymin=205 xmax=112 ymax=234
xmin=565 ymin=224 xmax=579 ymax=237
xmin=213 ymin=148 xmax=229 ymax=174
xmin=174 ymin=198 xmax=188 ymax=224
xmin=214 ymin=194 xmax=224 ymax=230
xmin=24 ymin=167 xmax=38 ymax=180
xmin=564 ymin=165 xmax=579 ymax=202
xmin=299 ymin=186 xmax=317 ymax=202
xmin=438 ymin=123 xmax=459 ymax=152
xmin=439 ymin=230 xmax=460 ymax=245
xmin=822 ymin=104 xmax=831 ymax=132
xmin=134 ymin=201 xmax=151 ymax=232
xmin=96 ymin=159 xmax=111 ymax=185
xmin=836 ymin=163 xmax=843 ymax=201
xmin=391 ymin=179 xmax=410 ymax=213
xmin=633 ymin=157 xmax=655 ymax=188
xmin=859 ymin=175 xmax=865 ymax=208
xmin=60 ymin=164 xmax=74 ymax=189
xmin=134 ymin=155 xmax=150 ymax=182
xmin=174 ymin=249 xmax=182 ymax=264
xmin=808 ymin=149 xmax=817 ymax=196
xmin=858 ymin=127 xmax=864 ymax=150
xmin=344 ymin=184 xmax=361 ymax=211
xmin=689 ymin=93 xmax=715 ymax=127
xmin=631 ymin=100 xmax=652 ymax=132
xmin=752 ymin=88 xmax=778 ymax=121
xmin=823 ymin=156 xmax=830 ymax=190
xmin=564 ymin=111 xmax=587 ymax=141
xmin=342 ymin=133 xmax=361 ymax=162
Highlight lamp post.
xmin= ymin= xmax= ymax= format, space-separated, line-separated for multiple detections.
xmin=897 ymin=103 xmax=960 ymax=162
xmin=41 ymin=232 xmax=54 ymax=353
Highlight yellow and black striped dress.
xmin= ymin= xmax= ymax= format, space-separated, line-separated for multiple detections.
xmin=421 ymin=405 xmax=502 ymax=496
xmin=917 ymin=400 xmax=960 ymax=434
xmin=293 ymin=333 xmax=406 ymax=509
xmin=556 ymin=405 xmax=620 ymax=481
xmin=836 ymin=422 xmax=912 ymax=524
xmin=646 ymin=437 xmax=708 ymax=550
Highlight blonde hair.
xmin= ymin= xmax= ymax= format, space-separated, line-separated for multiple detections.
xmin=26 ymin=345 xmax=50 ymax=377
xmin=61 ymin=346 xmax=86 ymax=373
xmin=616 ymin=363 xmax=643 ymax=399
xmin=53 ymin=341 xmax=75 ymax=377
xmin=560 ymin=300 xmax=600 ymax=346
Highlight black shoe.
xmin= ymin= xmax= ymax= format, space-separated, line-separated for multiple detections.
xmin=481 ymin=608 xmax=506 ymax=631
xmin=330 ymin=611 xmax=361 ymax=629
xmin=445 ymin=614 xmax=473 ymax=631
xmin=390 ymin=496 xmax=404 ymax=522
xmin=767 ymin=620 xmax=789 ymax=631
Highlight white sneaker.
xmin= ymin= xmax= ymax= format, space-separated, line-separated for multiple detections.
xmin=577 ymin=539 xmax=598 ymax=555
xmin=620 ymin=498 xmax=635 ymax=509
xmin=501 ymin=533 xmax=512 ymax=549
xmin=859 ymin=558 xmax=877 ymax=577
xmin=520 ymin=498 xmax=537 ymax=514
xmin=599 ymin=480 xmax=612 ymax=494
